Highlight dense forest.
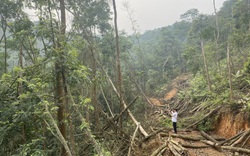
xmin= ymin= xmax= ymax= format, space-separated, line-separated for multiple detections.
xmin=0 ymin=0 xmax=250 ymax=155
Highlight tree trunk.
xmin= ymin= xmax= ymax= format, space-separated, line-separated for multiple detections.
xmin=213 ymin=0 xmax=221 ymax=74
xmin=227 ymin=44 xmax=233 ymax=100
xmin=201 ymin=39 xmax=211 ymax=91
xmin=57 ymin=0 xmax=67 ymax=155
xmin=200 ymin=130 xmax=218 ymax=143
xmin=4 ymin=25 xmax=7 ymax=73
xmin=221 ymin=146 xmax=250 ymax=154
xmin=56 ymin=63 xmax=67 ymax=156
xmin=18 ymin=44 xmax=26 ymax=144
xmin=112 ymin=0 xmax=124 ymax=130
xmin=90 ymin=45 xmax=100 ymax=130
xmin=123 ymin=2 xmax=147 ymax=90
xmin=98 ymin=60 xmax=149 ymax=137
xmin=68 ymin=110 xmax=76 ymax=156
xmin=45 ymin=105 xmax=72 ymax=156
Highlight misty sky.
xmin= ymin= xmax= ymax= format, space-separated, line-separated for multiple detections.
xmin=116 ymin=0 xmax=227 ymax=34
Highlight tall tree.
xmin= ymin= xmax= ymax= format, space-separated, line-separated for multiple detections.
xmin=112 ymin=0 xmax=124 ymax=129
xmin=189 ymin=14 xmax=214 ymax=91
xmin=227 ymin=43 xmax=233 ymax=100
xmin=213 ymin=0 xmax=222 ymax=73
xmin=0 ymin=0 xmax=22 ymax=74
xmin=56 ymin=0 xmax=68 ymax=155
xmin=68 ymin=0 xmax=111 ymax=130
xmin=201 ymin=38 xmax=212 ymax=91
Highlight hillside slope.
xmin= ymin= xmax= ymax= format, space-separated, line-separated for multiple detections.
xmin=142 ymin=74 xmax=250 ymax=156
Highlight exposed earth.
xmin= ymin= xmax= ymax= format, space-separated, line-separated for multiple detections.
xmin=135 ymin=74 xmax=250 ymax=156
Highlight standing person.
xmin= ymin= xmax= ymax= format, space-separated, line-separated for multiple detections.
xmin=171 ymin=109 xmax=178 ymax=133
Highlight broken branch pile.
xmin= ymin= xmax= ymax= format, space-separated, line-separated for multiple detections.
xmin=169 ymin=130 xmax=250 ymax=155
xmin=150 ymin=138 xmax=189 ymax=156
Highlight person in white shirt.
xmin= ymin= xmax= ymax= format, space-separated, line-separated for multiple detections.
xmin=171 ymin=109 xmax=178 ymax=133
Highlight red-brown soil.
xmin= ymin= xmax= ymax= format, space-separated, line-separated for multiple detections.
xmin=215 ymin=109 xmax=250 ymax=138
xmin=142 ymin=74 xmax=250 ymax=156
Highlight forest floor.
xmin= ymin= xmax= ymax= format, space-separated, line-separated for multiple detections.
xmin=137 ymin=130 xmax=234 ymax=156
xmin=134 ymin=106 xmax=250 ymax=156
xmin=165 ymin=131 xmax=231 ymax=156
xmin=134 ymin=74 xmax=250 ymax=156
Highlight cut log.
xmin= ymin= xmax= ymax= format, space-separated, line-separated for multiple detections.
xmin=159 ymin=132 xmax=170 ymax=138
xmin=201 ymin=140 xmax=221 ymax=151
xmin=219 ymin=131 xmax=244 ymax=146
xmin=212 ymin=135 xmax=226 ymax=141
xmin=200 ymin=130 xmax=219 ymax=143
xmin=141 ymin=128 xmax=169 ymax=142
xmin=231 ymin=129 xmax=250 ymax=147
xmin=168 ymin=143 xmax=181 ymax=156
xmin=222 ymin=146 xmax=250 ymax=154
xmin=242 ymin=134 xmax=250 ymax=146
xmin=180 ymin=142 xmax=210 ymax=148
xmin=150 ymin=142 xmax=167 ymax=156
xmin=156 ymin=147 xmax=167 ymax=156
xmin=171 ymin=133 xmax=204 ymax=141
xmin=169 ymin=140 xmax=188 ymax=155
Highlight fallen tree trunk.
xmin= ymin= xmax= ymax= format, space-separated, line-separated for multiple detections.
xmin=157 ymin=147 xmax=167 ymax=156
xmin=231 ymin=129 xmax=250 ymax=147
xmin=150 ymin=142 xmax=167 ymax=156
xmin=171 ymin=133 xmax=204 ymax=141
xmin=221 ymin=146 xmax=250 ymax=154
xmin=99 ymin=60 xmax=149 ymax=137
xmin=169 ymin=140 xmax=188 ymax=155
xmin=180 ymin=142 xmax=210 ymax=148
xmin=168 ymin=143 xmax=181 ymax=156
xmin=212 ymin=135 xmax=226 ymax=141
xmin=101 ymin=97 xmax=138 ymax=132
xmin=140 ymin=128 xmax=169 ymax=142
xmin=159 ymin=132 xmax=170 ymax=138
xmin=201 ymin=140 xmax=221 ymax=150
xmin=219 ymin=131 xmax=244 ymax=146
xmin=200 ymin=130 xmax=219 ymax=143
xmin=127 ymin=123 xmax=140 ymax=156
xmin=242 ymin=135 xmax=250 ymax=146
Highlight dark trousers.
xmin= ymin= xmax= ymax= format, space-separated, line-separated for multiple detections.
xmin=173 ymin=122 xmax=177 ymax=133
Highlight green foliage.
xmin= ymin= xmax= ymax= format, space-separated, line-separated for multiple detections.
xmin=179 ymin=73 xmax=210 ymax=101
xmin=69 ymin=0 xmax=111 ymax=34
xmin=1 ymin=0 xmax=250 ymax=155
xmin=14 ymin=139 xmax=47 ymax=156
xmin=246 ymin=102 xmax=250 ymax=122
xmin=197 ymin=118 xmax=213 ymax=131
xmin=94 ymin=150 xmax=111 ymax=156
xmin=0 ymin=0 xmax=23 ymax=19
xmin=180 ymin=9 xmax=199 ymax=22
xmin=160 ymin=117 xmax=172 ymax=128
xmin=244 ymin=57 xmax=250 ymax=74
xmin=182 ymin=45 xmax=202 ymax=74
